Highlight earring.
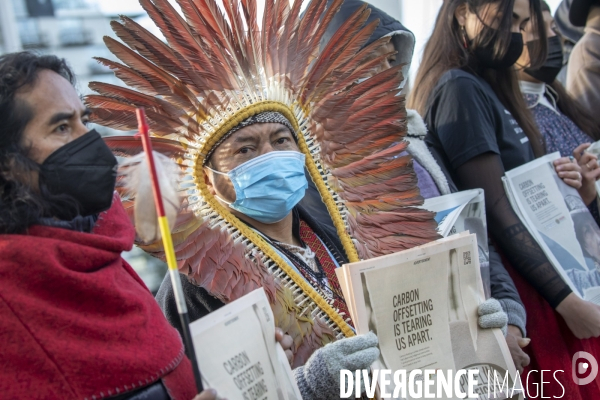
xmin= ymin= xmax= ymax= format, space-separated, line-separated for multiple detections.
xmin=460 ymin=25 xmax=468 ymax=49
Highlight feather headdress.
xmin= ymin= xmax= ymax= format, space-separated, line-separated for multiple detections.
xmin=87 ymin=0 xmax=439 ymax=365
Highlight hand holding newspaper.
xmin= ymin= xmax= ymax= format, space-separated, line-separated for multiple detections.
xmin=189 ymin=288 xmax=302 ymax=400
xmin=336 ymin=234 xmax=521 ymax=400
xmin=503 ymin=152 xmax=600 ymax=303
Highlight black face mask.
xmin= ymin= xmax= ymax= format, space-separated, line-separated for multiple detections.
xmin=40 ymin=129 xmax=118 ymax=216
xmin=473 ymin=31 xmax=524 ymax=70
xmin=525 ymin=36 xmax=564 ymax=84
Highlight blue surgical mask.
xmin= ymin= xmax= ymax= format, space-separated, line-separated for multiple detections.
xmin=207 ymin=151 xmax=308 ymax=224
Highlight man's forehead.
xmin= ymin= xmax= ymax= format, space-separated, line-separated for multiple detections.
xmin=382 ymin=40 xmax=396 ymax=51
xmin=365 ymin=40 xmax=396 ymax=63
xmin=222 ymin=122 xmax=292 ymax=144
xmin=17 ymin=69 xmax=83 ymax=122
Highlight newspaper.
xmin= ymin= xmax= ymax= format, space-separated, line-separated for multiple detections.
xmin=336 ymin=234 xmax=520 ymax=400
xmin=421 ymin=189 xmax=491 ymax=298
xmin=503 ymin=152 xmax=600 ymax=303
xmin=189 ymin=288 xmax=302 ymax=400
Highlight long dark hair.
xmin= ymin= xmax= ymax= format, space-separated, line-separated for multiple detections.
xmin=408 ymin=0 xmax=548 ymax=157
xmin=0 ymin=52 xmax=80 ymax=234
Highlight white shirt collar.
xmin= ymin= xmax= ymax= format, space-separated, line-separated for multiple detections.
xmin=519 ymin=80 xmax=545 ymax=96
xmin=519 ymin=80 xmax=560 ymax=115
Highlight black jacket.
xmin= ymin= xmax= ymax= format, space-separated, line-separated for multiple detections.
xmin=155 ymin=205 xmax=349 ymax=339
xmin=322 ymin=0 xmax=415 ymax=83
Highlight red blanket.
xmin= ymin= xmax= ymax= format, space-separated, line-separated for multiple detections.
xmin=0 ymin=194 xmax=196 ymax=400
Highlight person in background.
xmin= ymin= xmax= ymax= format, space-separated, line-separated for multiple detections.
xmin=516 ymin=1 xmax=600 ymax=213
xmin=319 ymin=0 xmax=531 ymax=372
xmin=566 ymin=0 xmax=600 ymax=124
xmin=518 ymin=1 xmax=600 ymax=155
xmin=0 ymin=52 xmax=216 ymax=400
xmin=88 ymin=1 xmax=512 ymax=397
xmin=553 ymin=0 xmax=585 ymax=84
xmin=408 ymin=0 xmax=600 ymax=398
xmin=299 ymin=0 xmax=455 ymax=227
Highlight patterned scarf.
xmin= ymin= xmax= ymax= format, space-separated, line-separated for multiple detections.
xmin=298 ymin=220 xmax=353 ymax=326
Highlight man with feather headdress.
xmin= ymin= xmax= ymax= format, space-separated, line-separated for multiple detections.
xmin=86 ymin=0 xmax=501 ymax=398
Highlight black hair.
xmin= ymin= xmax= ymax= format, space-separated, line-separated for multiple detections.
xmin=540 ymin=0 xmax=551 ymax=12
xmin=0 ymin=51 xmax=80 ymax=234
xmin=409 ymin=0 xmax=548 ymax=158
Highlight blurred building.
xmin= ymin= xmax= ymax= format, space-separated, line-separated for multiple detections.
xmin=0 ymin=0 xmax=167 ymax=293
xmin=0 ymin=0 xmax=133 ymax=94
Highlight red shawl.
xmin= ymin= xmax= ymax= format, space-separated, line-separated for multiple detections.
xmin=0 ymin=194 xmax=196 ymax=400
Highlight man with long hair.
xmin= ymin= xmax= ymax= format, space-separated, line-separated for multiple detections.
xmin=0 ymin=51 xmax=215 ymax=400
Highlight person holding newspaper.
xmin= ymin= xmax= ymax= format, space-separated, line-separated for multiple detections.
xmin=516 ymin=2 xmax=600 ymax=157
xmin=85 ymin=0 xmax=445 ymax=398
xmin=515 ymin=1 xmax=600 ymax=216
xmin=409 ymin=0 xmax=600 ymax=398
xmin=315 ymin=0 xmax=531 ymax=373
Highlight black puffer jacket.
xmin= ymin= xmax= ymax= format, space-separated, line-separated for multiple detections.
xmin=322 ymin=0 xmax=415 ymax=84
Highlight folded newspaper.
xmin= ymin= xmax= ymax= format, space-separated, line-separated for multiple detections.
xmin=189 ymin=288 xmax=302 ymax=400
xmin=336 ymin=234 xmax=521 ymax=400
xmin=421 ymin=189 xmax=491 ymax=298
xmin=503 ymin=152 xmax=600 ymax=304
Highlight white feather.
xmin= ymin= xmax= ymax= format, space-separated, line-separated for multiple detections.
xmin=119 ymin=151 xmax=181 ymax=243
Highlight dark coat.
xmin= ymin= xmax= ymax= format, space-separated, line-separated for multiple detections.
xmin=322 ymin=0 xmax=415 ymax=84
